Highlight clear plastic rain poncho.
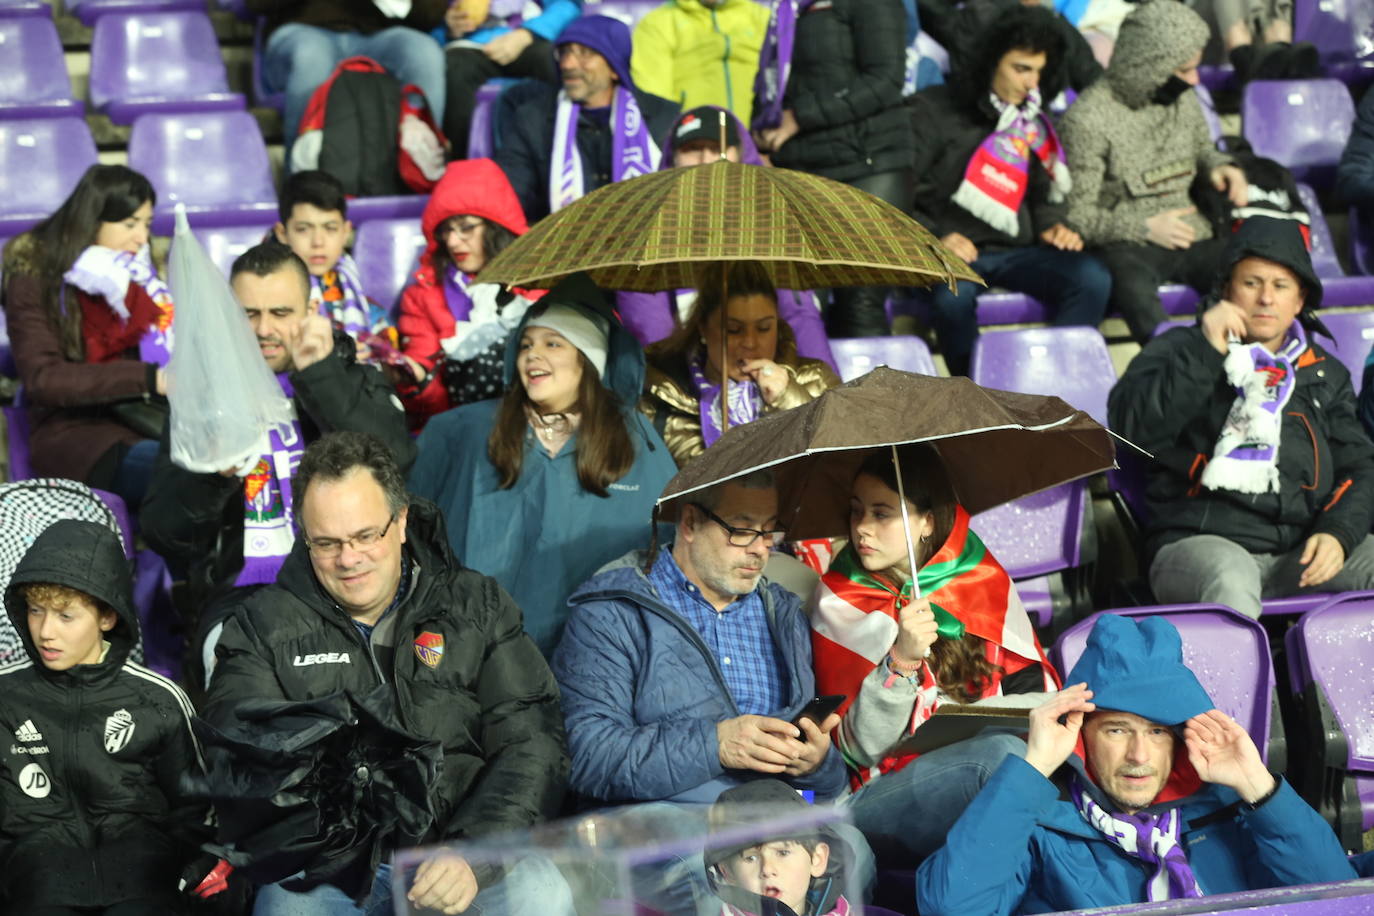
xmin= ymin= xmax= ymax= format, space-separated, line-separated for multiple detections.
xmin=166 ymin=205 xmax=294 ymax=473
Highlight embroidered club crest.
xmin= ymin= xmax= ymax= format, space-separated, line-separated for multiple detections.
xmin=103 ymin=708 xmax=135 ymax=754
xmin=414 ymin=631 xmax=444 ymax=669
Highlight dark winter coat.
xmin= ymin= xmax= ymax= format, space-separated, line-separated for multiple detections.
xmin=765 ymin=0 xmax=913 ymax=182
xmin=139 ymin=331 xmax=416 ymax=611
xmin=1109 ymin=220 xmax=1374 ymax=562
xmin=1337 ymin=87 xmax=1374 ymax=208
xmin=0 ymin=520 xmax=209 ymax=911
xmin=202 ymin=499 xmax=568 ymax=862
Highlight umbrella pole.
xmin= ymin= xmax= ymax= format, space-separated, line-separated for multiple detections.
xmin=892 ymin=444 xmax=922 ymax=600
xmin=720 ymin=263 xmax=730 ymax=434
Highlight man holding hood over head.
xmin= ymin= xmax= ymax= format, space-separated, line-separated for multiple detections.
xmin=494 ymin=14 xmax=681 ymax=221
xmin=1108 ymin=216 xmax=1374 ymax=619
xmin=1059 ymin=0 xmax=1248 ymax=342
xmin=917 ymin=614 xmax=1355 ymax=916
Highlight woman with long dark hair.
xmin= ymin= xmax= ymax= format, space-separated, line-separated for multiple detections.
xmin=396 ymin=158 xmax=541 ymax=428
xmin=408 ymin=273 xmax=676 ymax=655
xmin=640 ymin=261 xmax=841 ymax=467
xmin=809 ymin=443 xmax=1059 ymax=865
xmin=1 ymin=165 xmax=172 ymax=505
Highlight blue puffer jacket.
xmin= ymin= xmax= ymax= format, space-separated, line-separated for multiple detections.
xmin=551 ymin=551 xmax=847 ymax=805
xmin=917 ymin=749 xmax=1356 ymax=914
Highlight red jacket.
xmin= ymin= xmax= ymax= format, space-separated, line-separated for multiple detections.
xmin=397 ymin=158 xmax=536 ymax=424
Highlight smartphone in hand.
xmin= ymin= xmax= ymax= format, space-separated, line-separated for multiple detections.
xmin=791 ymin=694 xmax=845 ymax=729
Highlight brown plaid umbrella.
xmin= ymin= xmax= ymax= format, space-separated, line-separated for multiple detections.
xmin=477 ymin=160 xmax=982 ymax=292
xmin=656 ymin=367 xmax=1115 ymax=541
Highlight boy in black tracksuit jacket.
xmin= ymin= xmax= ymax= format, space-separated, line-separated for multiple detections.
xmin=0 ymin=520 xmax=217 ymax=914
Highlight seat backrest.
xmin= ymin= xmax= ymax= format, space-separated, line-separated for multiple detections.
xmin=0 ymin=117 xmax=97 ymax=226
xmin=127 ymin=110 xmax=275 ymax=212
xmin=585 ymin=0 xmax=660 ymax=27
xmin=971 ymin=482 xmax=1088 ymax=577
xmin=970 ymin=326 xmax=1115 ymax=426
xmin=1242 ymin=79 xmax=1356 ymax=189
xmin=89 ymin=11 xmax=229 ymax=107
xmin=353 ymin=217 xmax=427 ymax=314
xmin=1312 ymin=309 xmax=1374 ymax=394
xmin=829 ymin=335 xmax=937 ymax=382
xmin=1053 ymin=605 xmax=1276 ymax=761
xmin=0 ymin=17 xmax=74 ymax=105
xmin=1294 ymin=0 xmax=1371 ymax=61
xmin=1295 ymin=594 xmax=1374 ymax=769
xmin=1296 ymin=182 xmax=1346 ymax=279
xmin=193 ymin=222 xmax=272 ymax=276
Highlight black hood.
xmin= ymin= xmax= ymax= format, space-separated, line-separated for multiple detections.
xmin=5 ymin=519 xmax=137 ymax=671
xmin=954 ymin=4 xmax=1070 ymax=115
xmin=1209 ymin=216 xmax=1330 ymax=339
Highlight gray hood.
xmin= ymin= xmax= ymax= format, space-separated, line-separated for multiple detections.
xmin=1105 ymin=1 xmax=1210 ymax=109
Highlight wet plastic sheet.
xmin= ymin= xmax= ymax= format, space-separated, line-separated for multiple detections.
xmin=165 ymin=205 xmax=293 ymax=472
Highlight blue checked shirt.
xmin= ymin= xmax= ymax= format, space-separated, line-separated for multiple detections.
xmin=647 ymin=548 xmax=789 ymax=716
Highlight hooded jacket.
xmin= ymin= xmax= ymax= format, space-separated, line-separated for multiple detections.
xmin=397 ymin=158 xmax=538 ymax=424
xmin=202 ymin=499 xmax=568 ymax=862
xmin=1108 ymin=217 xmax=1374 ymax=562
xmin=629 ymin=0 xmax=771 ymax=124
xmin=407 ymin=274 xmax=677 ymax=655
xmin=493 ymin=15 xmax=681 ymax=222
xmin=916 ymin=614 xmax=1355 ymax=915
xmin=1058 ymin=1 xmax=1233 ymax=246
xmin=552 ymin=551 xmax=848 ymax=805
xmin=0 ymin=520 xmax=209 ymax=911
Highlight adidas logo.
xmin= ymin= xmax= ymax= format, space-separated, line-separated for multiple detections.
xmin=14 ymin=720 xmax=42 ymax=743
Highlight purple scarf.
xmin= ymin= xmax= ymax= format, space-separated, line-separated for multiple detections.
xmin=234 ymin=373 xmax=305 ymax=588
xmin=689 ymin=348 xmax=763 ymax=447
xmin=310 ymin=252 xmax=371 ymax=340
xmin=64 ymin=245 xmax=174 ymax=366
xmin=752 ymin=0 xmax=815 ymax=131
xmin=1070 ymin=775 xmax=1204 ymax=902
xmin=443 ymin=265 xmax=476 ymax=321
xmin=550 ymin=85 xmax=661 ymax=213
xmin=1200 ymin=321 xmax=1307 ymax=495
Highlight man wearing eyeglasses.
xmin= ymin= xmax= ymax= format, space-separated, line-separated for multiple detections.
xmin=203 ymin=430 xmax=571 ymax=915
xmin=141 ymin=242 xmax=414 ymax=691
xmin=553 ymin=469 xmax=847 ymax=806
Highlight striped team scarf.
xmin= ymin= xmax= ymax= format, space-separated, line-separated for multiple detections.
xmin=310 ymin=253 xmax=371 ymax=340
xmin=550 ymin=86 xmax=660 ymax=213
xmin=1070 ymin=774 xmax=1204 ymax=902
xmin=809 ymin=504 xmax=1056 ymax=787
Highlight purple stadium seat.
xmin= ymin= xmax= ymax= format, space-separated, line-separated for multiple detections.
xmin=1052 ymin=604 xmax=1282 ymax=766
xmin=3 ymin=402 xmax=30 ymax=480
xmin=1313 ymin=309 xmax=1374 ymax=393
xmin=1152 ymin=317 xmax=1191 ymax=337
xmin=975 ymin=291 xmax=1048 ymax=325
xmin=830 ymin=335 xmax=938 ymax=381
xmin=128 ymin=110 xmax=277 ymax=233
xmin=467 ymin=79 xmax=520 ymax=160
xmin=0 ymin=117 xmax=97 ymax=236
xmin=969 ymin=326 xmax=1114 ymax=423
xmin=67 ymin=0 xmax=202 ymax=26
xmin=0 ymin=0 xmax=51 ymax=17
xmin=585 ymin=0 xmax=660 ymax=27
xmin=193 ymin=221 xmax=272 ymax=276
xmin=89 ymin=488 xmax=135 ymax=559
xmin=1159 ymin=283 xmax=1202 ymax=315
xmin=0 ymin=17 xmax=83 ymax=118
xmin=1294 ymin=184 xmax=1374 ymax=307
xmin=353 ymin=217 xmax=427 ymax=314
xmin=90 ymin=12 xmax=245 ymax=125
xmin=347 ymin=195 xmax=427 ymax=224
xmin=1242 ymin=79 xmax=1355 ymax=190
xmin=1294 ymin=0 xmax=1374 ymax=83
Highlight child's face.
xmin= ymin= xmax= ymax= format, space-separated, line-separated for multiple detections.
xmin=722 ymin=840 xmax=829 ymax=916
xmin=27 ymin=595 xmax=114 ymax=671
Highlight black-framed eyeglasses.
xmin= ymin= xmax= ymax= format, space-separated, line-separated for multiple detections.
xmin=302 ymin=513 xmax=398 ymax=558
xmin=691 ymin=503 xmax=786 ymax=548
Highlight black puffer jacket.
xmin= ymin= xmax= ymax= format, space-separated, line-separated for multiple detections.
xmin=202 ymin=499 xmax=568 ymax=867
xmin=0 ymin=520 xmax=209 ymax=912
xmin=766 ymin=0 xmax=913 ymax=182
xmin=1109 ymin=219 xmax=1374 ymax=561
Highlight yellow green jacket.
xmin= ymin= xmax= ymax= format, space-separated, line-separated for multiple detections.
xmin=630 ymin=0 xmax=770 ymax=125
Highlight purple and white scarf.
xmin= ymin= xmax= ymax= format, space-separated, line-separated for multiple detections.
xmin=444 ymin=265 xmax=476 ymax=322
xmin=234 ymin=373 xmax=304 ymax=588
xmin=550 ymin=85 xmax=661 ymax=213
xmin=689 ymin=348 xmax=763 ymax=447
xmin=1070 ymin=775 xmax=1204 ymax=903
xmin=309 ymin=252 xmax=371 ymax=341
xmin=64 ymin=245 xmax=175 ymax=365
xmin=1200 ymin=322 xmax=1307 ymax=495
xmin=751 ymin=0 xmax=815 ymax=132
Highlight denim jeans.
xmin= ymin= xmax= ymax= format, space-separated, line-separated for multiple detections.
xmin=252 ymin=856 xmax=573 ymax=916
xmin=111 ymin=437 xmax=159 ymax=510
xmin=926 ymin=245 xmax=1112 ymax=375
xmin=264 ymin=23 xmax=448 ymax=146
xmin=841 ymin=731 xmax=1026 ymax=867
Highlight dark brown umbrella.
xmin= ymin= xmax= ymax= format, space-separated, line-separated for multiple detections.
xmin=656 ymin=367 xmax=1115 ymax=541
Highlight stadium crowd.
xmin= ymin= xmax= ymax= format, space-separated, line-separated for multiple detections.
xmin=2 ymin=0 xmax=1374 ymax=912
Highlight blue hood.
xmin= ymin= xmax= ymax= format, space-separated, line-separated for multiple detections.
xmin=1066 ymin=614 xmax=1214 ymax=727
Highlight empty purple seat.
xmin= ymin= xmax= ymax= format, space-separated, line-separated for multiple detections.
xmin=468 ymin=80 xmax=511 ymax=160
xmin=1052 ymin=604 xmax=1282 ymax=766
xmin=1152 ymin=317 xmax=1191 ymax=337
xmin=1313 ymin=309 xmax=1374 ymax=393
xmin=127 ymin=110 xmax=277 ymax=233
xmin=829 ymin=335 xmax=937 ymax=381
xmin=0 ymin=17 xmax=82 ymax=118
xmin=90 ymin=12 xmax=245 ymax=125
xmin=193 ymin=222 xmax=272 ymax=276
xmin=347 ymin=195 xmax=427 ymax=224
xmin=353 ymin=218 xmax=427 ymax=314
xmin=1243 ymin=79 xmax=1356 ymax=190
xmin=0 ymin=117 xmax=97 ymax=235
xmin=0 ymin=0 xmax=52 ymax=18
xmin=1294 ymin=0 xmax=1373 ymax=76
xmin=969 ymin=326 xmax=1114 ymax=423
xmin=1293 ymin=184 xmax=1374 ymax=307
xmin=67 ymin=0 xmax=202 ymax=26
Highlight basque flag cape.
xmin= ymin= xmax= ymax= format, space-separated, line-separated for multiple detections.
xmin=809 ymin=504 xmax=1058 ymax=785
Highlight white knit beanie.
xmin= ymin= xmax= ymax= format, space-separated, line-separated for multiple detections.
xmin=525 ymin=304 xmax=610 ymax=379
